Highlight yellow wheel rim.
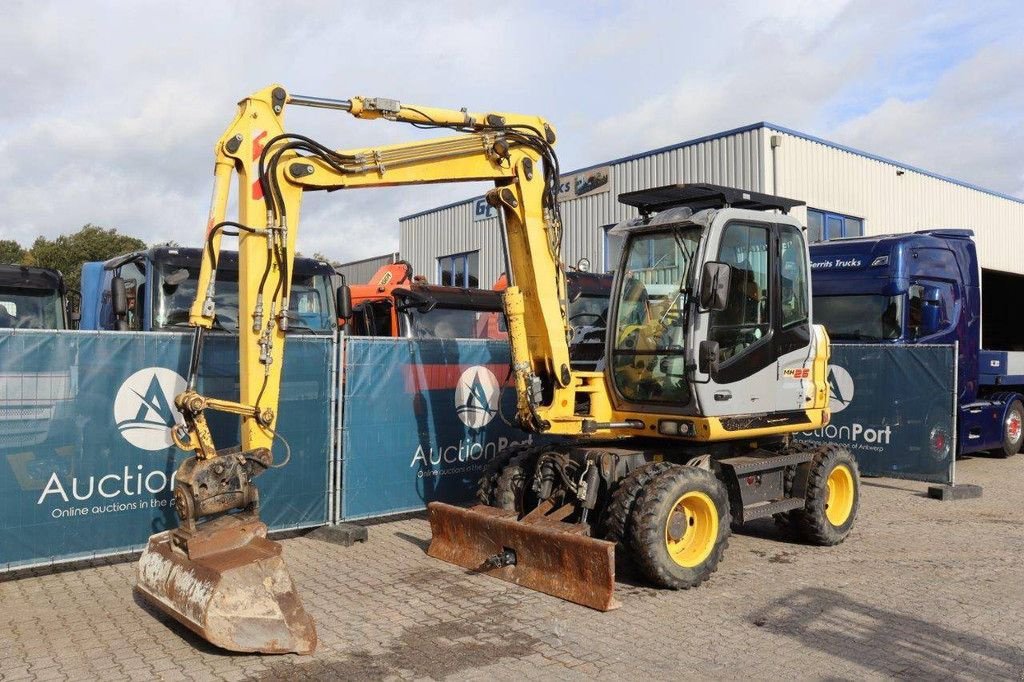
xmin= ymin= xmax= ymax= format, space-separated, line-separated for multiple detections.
xmin=664 ymin=491 xmax=718 ymax=568
xmin=825 ymin=464 xmax=855 ymax=526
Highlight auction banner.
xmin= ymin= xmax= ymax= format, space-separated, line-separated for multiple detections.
xmin=0 ymin=330 xmax=332 ymax=571
xmin=800 ymin=344 xmax=956 ymax=483
xmin=340 ymin=337 xmax=536 ymax=520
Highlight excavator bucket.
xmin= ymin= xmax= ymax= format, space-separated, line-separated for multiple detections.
xmin=427 ymin=501 xmax=620 ymax=611
xmin=135 ymin=517 xmax=317 ymax=655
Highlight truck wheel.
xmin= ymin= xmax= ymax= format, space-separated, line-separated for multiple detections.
xmin=476 ymin=443 xmax=530 ymax=506
xmin=602 ymin=461 xmax=675 ymax=560
xmin=993 ymin=399 xmax=1023 ymax=458
xmin=791 ymin=445 xmax=859 ymax=546
xmin=493 ymin=449 xmax=540 ymax=514
xmin=628 ymin=466 xmax=731 ymax=589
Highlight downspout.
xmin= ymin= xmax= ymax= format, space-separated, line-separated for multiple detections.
xmin=770 ymin=133 xmax=782 ymax=195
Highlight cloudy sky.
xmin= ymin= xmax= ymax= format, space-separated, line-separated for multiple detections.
xmin=2 ymin=0 xmax=1021 ymax=262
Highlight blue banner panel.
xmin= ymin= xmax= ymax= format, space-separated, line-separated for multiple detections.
xmin=801 ymin=344 xmax=956 ymax=483
xmin=341 ymin=338 xmax=537 ymax=520
xmin=0 ymin=330 xmax=332 ymax=570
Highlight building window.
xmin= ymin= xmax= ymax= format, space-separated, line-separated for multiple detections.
xmin=438 ymin=251 xmax=479 ymax=288
xmin=807 ymin=208 xmax=864 ymax=242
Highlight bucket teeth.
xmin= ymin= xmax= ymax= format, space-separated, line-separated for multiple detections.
xmin=135 ymin=519 xmax=317 ymax=655
xmin=427 ymin=502 xmax=620 ymax=611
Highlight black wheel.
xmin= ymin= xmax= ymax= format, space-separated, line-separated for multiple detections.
xmin=628 ymin=465 xmax=731 ymax=589
xmin=493 ymin=448 xmax=540 ymax=514
xmin=602 ymin=461 xmax=675 ymax=558
xmin=791 ymin=443 xmax=859 ymax=546
xmin=476 ymin=443 xmax=531 ymax=506
xmin=992 ymin=399 xmax=1023 ymax=458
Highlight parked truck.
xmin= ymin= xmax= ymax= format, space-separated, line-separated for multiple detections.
xmin=0 ymin=265 xmax=72 ymax=329
xmin=809 ymin=229 xmax=1024 ymax=457
xmin=80 ymin=246 xmax=337 ymax=333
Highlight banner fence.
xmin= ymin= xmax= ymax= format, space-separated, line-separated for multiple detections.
xmin=800 ymin=343 xmax=957 ymax=484
xmin=1 ymin=333 xmax=960 ymax=571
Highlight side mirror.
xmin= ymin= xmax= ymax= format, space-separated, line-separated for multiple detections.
xmin=111 ymin=276 xmax=128 ymax=331
xmin=699 ymin=261 xmax=731 ymax=311
xmin=919 ymin=286 xmax=942 ymax=336
xmin=336 ymin=284 xmax=352 ymax=320
xmin=699 ymin=340 xmax=720 ymax=374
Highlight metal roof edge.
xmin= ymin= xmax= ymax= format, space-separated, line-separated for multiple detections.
xmin=763 ymin=122 xmax=1024 ymax=206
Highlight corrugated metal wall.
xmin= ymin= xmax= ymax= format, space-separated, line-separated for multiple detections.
xmin=766 ymin=128 xmax=1024 ymax=275
xmin=400 ymin=124 xmax=1024 ymax=281
xmin=398 ymin=203 xmax=509 ymax=287
xmin=400 ymin=129 xmax=765 ymax=285
xmin=335 ymin=252 xmax=398 ymax=284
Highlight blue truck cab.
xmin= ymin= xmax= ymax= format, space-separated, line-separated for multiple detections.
xmin=810 ymin=229 xmax=1024 ymax=457
xmin=80 ymin=246 xmax=337 ymax=334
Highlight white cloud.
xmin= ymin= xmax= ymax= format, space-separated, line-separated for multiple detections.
xmin=0 ymin=0 xmax=1019 ymax=263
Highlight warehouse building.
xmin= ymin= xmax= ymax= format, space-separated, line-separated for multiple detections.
xmin=389 ymin=122 xmax=1024 ymax=286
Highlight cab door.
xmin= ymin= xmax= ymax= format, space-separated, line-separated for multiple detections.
xmin=691 ymin=217 xmax=778 ymax=417
xmin=773 ymin=223 xmax=814 ymax=413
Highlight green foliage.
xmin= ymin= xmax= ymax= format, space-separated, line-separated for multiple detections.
xmin=0 ymin=239 xmax=26 ymax=265
xmin=312 ymin=252 xmax=343 ymax=268
xmin=28 ymin=224 xmax=146 ymax=291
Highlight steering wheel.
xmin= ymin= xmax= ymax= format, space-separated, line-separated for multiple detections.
xmin=15 ymin=317 xmax=36 ymax=329
xmin=569 ymin=312 xmax=604 ymax=326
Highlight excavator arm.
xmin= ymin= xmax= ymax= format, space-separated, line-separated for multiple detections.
xmin=137 ymin=84 xmax=598 ymax=655
xmin=179 ymin=85 xmax=594 ymax=457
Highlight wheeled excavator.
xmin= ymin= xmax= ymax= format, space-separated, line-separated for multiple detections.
xmin=134 ymin=84 xmax=860 ymax=655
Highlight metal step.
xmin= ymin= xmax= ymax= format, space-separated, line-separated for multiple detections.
xmin=741 ymin=497 xmax=805 ymax=522
xmin=719 ymin=450 xmax=812 ymax=475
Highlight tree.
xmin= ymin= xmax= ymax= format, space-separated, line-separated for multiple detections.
xmin=28 ymin=224 xmax=146 ymax=291
xmin=312 ymin=252 xmax=343 ymax=268
xmin=0 ymin=239 xmax=26 ymax=265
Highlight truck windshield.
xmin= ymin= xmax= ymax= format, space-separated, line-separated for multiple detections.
xmin=568 ymin=294 xmax=609 ymax=327
xmin=408 ymin=307 xmax=507 ymax=339
xmin=612 ymin=227 xmax=700 ymax=403
xmin=813 ymin=294 xmax=903 ymax=340
xmin=155 ymin=266 xmax=334 ymax=333
xmin=0 ymin=287 xmax=64 ymax=329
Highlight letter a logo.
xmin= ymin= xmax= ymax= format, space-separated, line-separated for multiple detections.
xmin=114 ymin=367 xmax=187 ymax=450
xmin=454 ymin=366 xmax=499 ymax=429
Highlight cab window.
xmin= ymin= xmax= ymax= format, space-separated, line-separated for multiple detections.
xmin=709 ymin=223 xmax=770 ymax=362
xmin=779 ymin=225 xmax=808 ymax=328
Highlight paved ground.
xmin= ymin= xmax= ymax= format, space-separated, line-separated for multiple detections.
xmin=2 ymin=454 xmax=1023 ymax=681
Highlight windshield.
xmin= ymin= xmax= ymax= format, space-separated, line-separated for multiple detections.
xmin=155 ymin=265 xmax=334 ymax=333
xmin=813 ymin=294 xmax=903 ymax=340
xmin=568 ymin=294 xmax=610 ymax=328
xmin=612 ymin=227 xmax=701 ymax=403
xmin=0 ymin=287 xmax=64 ymax=329
xmin=408 ymin=307 xmax=507 ymax=340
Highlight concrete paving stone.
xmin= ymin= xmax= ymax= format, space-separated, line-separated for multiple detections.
xmin=4 ymin=456 xmax=1024 ymax=680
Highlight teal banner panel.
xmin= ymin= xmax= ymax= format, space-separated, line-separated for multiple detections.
xmin=0 ymin=330 xmax=332 ymax=570
xmin=340 ymin=338 xmax=536 ymax=520
xmin=801 ymin=344 xmax=956 ymax=483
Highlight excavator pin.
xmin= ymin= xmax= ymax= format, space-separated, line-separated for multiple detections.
xmin=427 ymin=500 xmax=620 ymax=611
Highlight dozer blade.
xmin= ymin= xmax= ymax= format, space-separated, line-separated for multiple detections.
xmin=427 ymin=501 xmax=620 ymax=611
xmin=135 ymin=517 xmax=317 ymax=655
